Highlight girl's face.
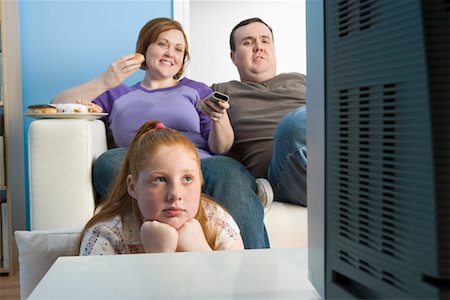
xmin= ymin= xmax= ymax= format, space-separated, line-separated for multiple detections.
xmin=144 ymin=29 xmax=186 ymax=80
xmin=127 ymin=145 xmax=201 ymax=229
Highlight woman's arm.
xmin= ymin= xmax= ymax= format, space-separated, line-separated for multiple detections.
xmin=53 ymin=53 xmax=144 ymax=103
xmin=52 ymin=77 xmax=110 ymax=104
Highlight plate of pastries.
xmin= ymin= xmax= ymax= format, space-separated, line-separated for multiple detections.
xmin=25 ymin=101 xmax=107 ymax=120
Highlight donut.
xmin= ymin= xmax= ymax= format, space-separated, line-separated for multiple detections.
xmin=28 ymin=104 xmax=57 ymax=114
xmin=52 ymin=103 xmax=89 ymax=113
xmin=51 ymin=101 xmax=104 ymax=113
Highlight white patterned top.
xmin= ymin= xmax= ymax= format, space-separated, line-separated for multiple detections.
xmin=79 ymin=201 xmax=241 ymax=255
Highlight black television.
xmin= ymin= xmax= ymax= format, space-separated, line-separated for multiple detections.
xmin=306 ymin=0 xmax=449 ymax=299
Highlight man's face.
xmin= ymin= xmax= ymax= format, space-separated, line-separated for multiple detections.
xmin=231 ymin=22 xmax=276 ymax=83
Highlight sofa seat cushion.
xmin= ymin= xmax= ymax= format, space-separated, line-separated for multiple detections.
xmin=264 ymin=202 xmax=307 ymax=248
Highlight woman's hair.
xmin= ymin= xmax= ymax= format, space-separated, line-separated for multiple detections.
xmin=76 ymin=120 xmax=219 ymax=254
xmin=229 ymin=17 xmax=274 ymax=52
xmin=136 ymin=17 xmax=190 ymax=80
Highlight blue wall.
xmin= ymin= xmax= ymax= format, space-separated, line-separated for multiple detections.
xmin=19 ymin=0 xmax=173 ymax=228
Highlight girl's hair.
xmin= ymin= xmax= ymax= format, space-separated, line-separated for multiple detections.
xmin=76 ymin=120 xmax=218 ymax=254
xmin=135 ymin=17 xmax=190 ymax=80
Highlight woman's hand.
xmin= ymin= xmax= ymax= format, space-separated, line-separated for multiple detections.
xmin=140 ymin=220 xmax=178 ymax=253
xmin=176 ymin=218 xmax=212 ymax=252
xmin=98 ymin=54 xmax=144 ymax=91
xmin=52 ymin=53 xmax=144 ymax=104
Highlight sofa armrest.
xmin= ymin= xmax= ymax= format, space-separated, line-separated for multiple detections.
xmin=28 ymin=119 xmax=107 ymax=230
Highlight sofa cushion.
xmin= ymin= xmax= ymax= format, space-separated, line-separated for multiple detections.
xmin=264 ymin=202 xmax=308 ymax=248
xmin=15 ymin=227 xmax=82 ymax=300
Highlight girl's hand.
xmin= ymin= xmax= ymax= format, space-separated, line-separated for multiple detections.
xmin=196 ymin=97 xmax=230 ymax=122
xmin=98 ymin=54 xmax=144 ymax=90
xmin=176 ymin=218 xmax=212 ymax=252
xmin=140 ymin=220 xmax=178 ymax=253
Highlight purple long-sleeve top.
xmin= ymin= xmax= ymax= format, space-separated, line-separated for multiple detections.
xmin=93 ymin=78 xmax=214 ymax=158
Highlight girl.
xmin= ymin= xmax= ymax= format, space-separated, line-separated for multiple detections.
xmin=78 ymin=120 xmax=244 ymax=255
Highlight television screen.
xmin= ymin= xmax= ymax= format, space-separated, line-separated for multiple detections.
xmin=307 ymin=0 xmax=449 ymax=299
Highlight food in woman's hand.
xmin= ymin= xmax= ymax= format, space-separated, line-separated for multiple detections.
xmin=27 ymin=104 xmax=57 ymax=114
xmin=134 ymin=53 xmax=145 ymax=64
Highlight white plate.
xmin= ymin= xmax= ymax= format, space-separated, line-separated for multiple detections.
xmin=24 ymin=112 xmax=108 ymax=120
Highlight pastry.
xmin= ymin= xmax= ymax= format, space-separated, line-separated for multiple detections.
xmin=134 ymin=53 xmax=145 ymax=64
xmin=52 ymin=103 xmax=89 ymax=113
xmin=27 ymin=104 xmax=57 ymax=114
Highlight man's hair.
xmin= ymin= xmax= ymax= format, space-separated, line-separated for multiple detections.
xmin=229 ymin=17 xmax=274 ymax=52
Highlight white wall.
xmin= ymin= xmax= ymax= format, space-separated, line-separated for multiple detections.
xmin=186 ymin=0 xmax=306 ymax=86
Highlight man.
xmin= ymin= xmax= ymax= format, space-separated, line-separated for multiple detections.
xmin=212 ymin=18 xmax=307 ymax=207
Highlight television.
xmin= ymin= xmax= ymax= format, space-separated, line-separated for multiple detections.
xmin=306 ymin=0 xmax=449 ymax=299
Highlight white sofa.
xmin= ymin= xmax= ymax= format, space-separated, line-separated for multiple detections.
xmin=27 ymin=119 xmax=307 ymax=248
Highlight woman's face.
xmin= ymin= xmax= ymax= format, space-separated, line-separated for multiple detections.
xmin=144 ymin=29 xmax=185 ymax=80
xmin=127 ymin=145 xmax=201 ymax=229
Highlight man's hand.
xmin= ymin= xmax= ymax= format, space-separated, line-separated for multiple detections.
xmin=196 ymin=97 xmax=230 ymax=122
xmin=176 ymin=218 xmax=212 ymax=252
xmin=140 ymin=220 xmax=178 ymax=253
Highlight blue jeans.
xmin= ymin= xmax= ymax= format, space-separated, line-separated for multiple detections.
xmin=92 ymin=150 xmax=269 ymax=249
xmin=92 ymin=147 xmax=126 ymax=201
xmin=201 ymin=156 xmax=269 ymax=249
xmin=268 ymin=106 xmax=307 ymax=206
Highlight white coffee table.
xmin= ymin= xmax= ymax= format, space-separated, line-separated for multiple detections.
xmin=28 ymin=248 xmax=320 ymax=299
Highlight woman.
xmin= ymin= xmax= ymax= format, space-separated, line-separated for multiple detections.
xmin=53 ymin=18 xmax=268 ymax=249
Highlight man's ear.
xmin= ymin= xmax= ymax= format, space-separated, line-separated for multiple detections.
xmin=127 ymin=174 xmax=137 ymax=199
xmin=230 ymin=51 xmax=237 ymax=66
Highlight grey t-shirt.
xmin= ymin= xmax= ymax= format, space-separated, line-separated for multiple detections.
xmin=212 ymin=72 xmax=306 ymax=178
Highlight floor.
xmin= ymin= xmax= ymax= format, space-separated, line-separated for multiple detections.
xmin=0 ymin=273 xmax=20 ymax=300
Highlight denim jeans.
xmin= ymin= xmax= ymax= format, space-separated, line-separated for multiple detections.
xmin=268 ymin=106 xmax=307 ymax=206
xmin=92 ymin=147 xmax=127 ymax=201
xmin=92 ymin=149 xmax=269 ymax=249
xmin=201 ymin=155 xmax=269 ymax=249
